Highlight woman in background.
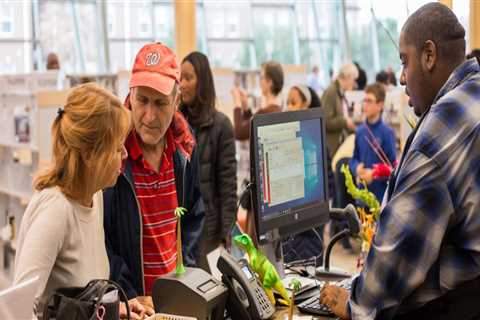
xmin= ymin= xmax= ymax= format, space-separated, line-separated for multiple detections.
xmin=287 ymin=84 xmax=321 ymax=110
xmin=14 ymin=83 xmax=150 ymax=319
xmin=180 ymin=52 xmax=237 ymax=270
xmin=231 ymin=61 xmax=284 ymax=243
xmin=284 ymin=84 xmax=335 ymax=266
xmin=321 ymin=63 xmax=358 ymax=156
xmin=232 ymin=60 xmax=284 ymax=140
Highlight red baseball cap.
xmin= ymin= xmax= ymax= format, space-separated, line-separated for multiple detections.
xmin=129 ymin=42 xmax=180 ymax=96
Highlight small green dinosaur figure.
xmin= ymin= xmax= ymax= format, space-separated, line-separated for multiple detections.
xmin=174 ymin=207 xmax=187 ymax=276
xmin=288 ymin=279 xmax=302 ymax=320
xmin=289 ymin=279 xmax=302 ymax=292
xmin=234 ymin=233 xmax=291 ymax=306
xmin=341 ymin=164 xmax=381 ymax=220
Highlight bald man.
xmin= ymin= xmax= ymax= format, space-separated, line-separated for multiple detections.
xmin=320 ymin=3 xmax=480 ymax=319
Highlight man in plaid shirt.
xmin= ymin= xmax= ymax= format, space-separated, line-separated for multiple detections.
xmin=320 ymin=3 xmax=480 ymax=319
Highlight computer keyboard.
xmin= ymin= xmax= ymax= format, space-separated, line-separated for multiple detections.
xmin=297 ymin=278 xmax=352 ymax=317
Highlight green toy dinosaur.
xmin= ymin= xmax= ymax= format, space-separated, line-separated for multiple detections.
xmin=234 ymin=233 xmax=291 ymax=306
xmin=174 ymin=207 xmax=187 ymax=276
xmin=341 ymin=164 xmax=381 ymax=220
xmin=288 ymin=279 xmax=302 ymax=320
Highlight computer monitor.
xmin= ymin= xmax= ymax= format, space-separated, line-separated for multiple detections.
xmin=250 ymin=108 xmax=330 ymax=244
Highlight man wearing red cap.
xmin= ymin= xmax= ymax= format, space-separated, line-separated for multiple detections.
xmin=103 ymin=43 xmax=205 ymax=309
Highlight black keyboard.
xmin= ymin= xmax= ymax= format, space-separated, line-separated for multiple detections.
xmin=297 ymin=278 xmax=352 ymax=317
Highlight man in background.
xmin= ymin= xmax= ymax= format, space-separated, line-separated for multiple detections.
xmin=307 ymin=65 xmax=323 ymax=93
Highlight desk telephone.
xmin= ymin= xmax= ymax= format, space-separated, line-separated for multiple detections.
xmin=217 ymin=250 xmax=275 ymax=320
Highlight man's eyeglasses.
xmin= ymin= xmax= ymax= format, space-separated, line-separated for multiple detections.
xmin=363 ymin=98 xmax=378 ymax=104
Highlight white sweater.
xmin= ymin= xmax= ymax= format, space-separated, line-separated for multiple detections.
xmin=13 ymin=187 xmax=109 ymax=317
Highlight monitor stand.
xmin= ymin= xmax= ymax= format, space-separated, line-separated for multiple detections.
xmin=258 ymin=232 xmax=285 ymax=279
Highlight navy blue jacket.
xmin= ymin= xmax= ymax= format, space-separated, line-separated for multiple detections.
xmin=349 ymin=118 xmax=396 ymax=201
xmin=103 ymin=148 xmax=205 ymax=299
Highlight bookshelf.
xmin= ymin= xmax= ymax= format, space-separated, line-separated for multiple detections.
xmin=0 ymin=72 xmax=68 ymax=279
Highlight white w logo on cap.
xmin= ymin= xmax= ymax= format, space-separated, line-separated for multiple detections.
xmin=145 ymin=52 xmax=161 ymax=66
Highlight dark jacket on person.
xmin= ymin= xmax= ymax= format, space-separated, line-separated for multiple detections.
xmin=321 ymin=80 xmax=349 ymax=155
xmin=103 ymin=148 xmax=204 ymax=299
xmin=349 ymin=118 xmax=396 ymax=202
xmin=180 ymin=105 xmax=237 ymax=245
xmin=103 ymin=103 xmax=205 ymax=299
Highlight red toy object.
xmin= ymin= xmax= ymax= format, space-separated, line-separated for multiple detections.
xmin=372 ymin=163 xmax=392 ymax=179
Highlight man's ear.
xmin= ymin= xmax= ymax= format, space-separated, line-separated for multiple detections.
xmin=422 ymin=40 xmax=437 ymax=72
xmin=172 ymin=86 xmax=181 ymax=110
xmin=129 ymin=88 xmax=135 ymax=105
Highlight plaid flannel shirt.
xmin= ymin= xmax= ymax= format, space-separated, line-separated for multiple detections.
xmin=348 ymin=58 xmax=480 ymax=319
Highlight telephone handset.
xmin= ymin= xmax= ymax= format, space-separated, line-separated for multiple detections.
xmin=217 ymin=250 xmax=275 ymax=320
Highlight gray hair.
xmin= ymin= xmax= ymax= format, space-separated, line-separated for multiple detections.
xmin=337 ymin=62 xmax=359 ymax=81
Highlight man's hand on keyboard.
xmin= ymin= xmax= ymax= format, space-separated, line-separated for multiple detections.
xmin=319 ymin=285 xmax=351 ymax=319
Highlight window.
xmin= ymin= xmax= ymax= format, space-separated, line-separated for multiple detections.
xmin=453 ymin=0 xmax=469 ymax=48
xmin=107 ymin=9 xmax=115 ymax=37
xmin=0 ymin=54 xmax=15 ymax=74
xmin=208 ymin=41 xmax=252 ymax=69
xmin=109 ymin=42 xmax=126 ymax=71
xmin=0 ymin=43 xmax=32 ymax=74
xmin=351 ymin=0 xmax=432 ymax=81
xmin=296 ymin=1 xmax=341 ymax=87
xmin=0 ymin=3 xmax=14 ymax=37
xmin=253 ymin=8 xmax=296 ymax=65
xmin=202 ymin=1 xmax=253 ymax=68
xmin=39 ymin=0 xmax=100 ymax=73
xmin=138 ymin=4 xmax=152 ymax=37
xmin=154 ymin=4 xmax=174 ymax=47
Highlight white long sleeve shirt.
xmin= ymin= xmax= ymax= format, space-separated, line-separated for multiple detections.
xmin=14 ymin=187 xmax=109 ymax=318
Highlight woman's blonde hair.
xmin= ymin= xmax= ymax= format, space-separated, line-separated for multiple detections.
xmin=34 ymin=83 xmax=131 ymax=201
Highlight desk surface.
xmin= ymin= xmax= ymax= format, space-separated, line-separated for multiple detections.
xmin=273 ymin=273 xmax=350 ymax=320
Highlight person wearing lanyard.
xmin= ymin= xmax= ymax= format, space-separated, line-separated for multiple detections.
xmin=320 ymin=3 xmax=480 ymax=319
xmin=321 ymin=62 xmax=357 ymax=157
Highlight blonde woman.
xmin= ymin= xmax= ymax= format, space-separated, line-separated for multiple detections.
xmin=13 ymin=83 xmax=151 ymax=319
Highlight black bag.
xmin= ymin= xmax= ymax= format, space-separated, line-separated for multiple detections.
xmin=239 ymin=179 xmax=252 ymax=211
xmin=42 ymin=279 xmax=130 ymax=320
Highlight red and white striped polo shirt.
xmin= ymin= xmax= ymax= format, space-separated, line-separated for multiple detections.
xmin=125 ymin=129 xmax=178 ymax=295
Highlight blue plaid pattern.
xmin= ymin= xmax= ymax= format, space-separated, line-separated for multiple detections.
xmin=348 ymin=59 xmax=480 ymax=319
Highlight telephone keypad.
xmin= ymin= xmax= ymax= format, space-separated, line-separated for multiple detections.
xmin=255 ymin=287 xmax=271 ymax=311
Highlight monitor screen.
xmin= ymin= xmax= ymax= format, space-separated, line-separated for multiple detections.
xmin=250 ymin=108 xmax=330 ymax=243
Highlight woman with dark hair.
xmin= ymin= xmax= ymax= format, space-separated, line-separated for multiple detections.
xmin=284 ymin=85 xmax=336 ymax=266
xmin=180 ymin=51 xmax=237 ymax=270
xmin=309 ymin=87 xmax=322 ymax=108
xmin=231 ymin=61 xmax=284 ymax=243
xmin=286 ymin=85 xmax=322 ymax=110
xmin=232 ymin=60 xmax=284 ymax=140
